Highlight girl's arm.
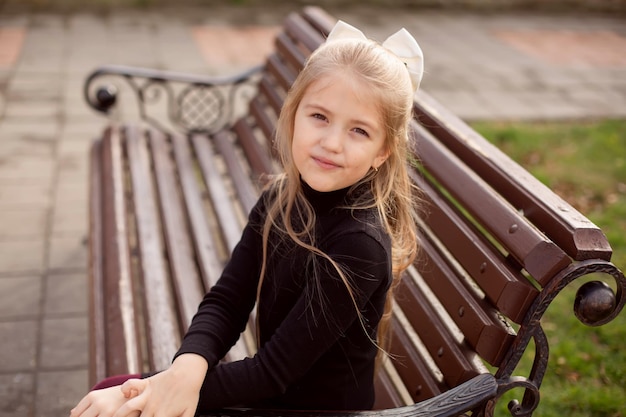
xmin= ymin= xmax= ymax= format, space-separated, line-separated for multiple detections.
xmin=194 ymin=231 xmax=390 ymax=409
xmin=112 ymin=354 xmax=208 ymax=417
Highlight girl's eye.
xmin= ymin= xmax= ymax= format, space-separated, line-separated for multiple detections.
xmin=353 ymin=127 xmax=369 ymax=137
xmin=312 ymin=113 xmax=327 ymax=121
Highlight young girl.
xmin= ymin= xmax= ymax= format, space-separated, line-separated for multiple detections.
xmin=70 ymin=20 xmax=423 ymax=417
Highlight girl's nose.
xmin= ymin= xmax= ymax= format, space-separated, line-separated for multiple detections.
xmin=319 ymin=127 xmax=343 ymax=152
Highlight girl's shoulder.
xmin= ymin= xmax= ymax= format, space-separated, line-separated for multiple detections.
xmin=322 ymin=206 xmax=391 ymax=253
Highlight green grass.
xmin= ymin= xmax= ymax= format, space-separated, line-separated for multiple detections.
xmin=470 ymin=119 xmax=626 ymax=417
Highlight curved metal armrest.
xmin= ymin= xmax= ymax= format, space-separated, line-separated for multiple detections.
xmin=83 ymin=64 xmax=265 ymax=133
xmin=199 ymin=374 xmax=497 ymax=417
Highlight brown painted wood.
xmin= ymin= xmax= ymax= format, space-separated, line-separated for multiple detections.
xmin=412 ymin=170 xmax=538 ymax=324
xmin=125 ymin=125 xmax=181 ymax=370
xmin=170 ymin=132 xmax=224 ymax=290
xmin=373 ymin=371 xmax=405 ymax=410
xmin=266 ymin=53 xmax=297 ymax=93
xmin=413 ymin=91 xmax=613 ymax=263
xmin=418 ymin=235 xmax=516 ymax=366
xmin=301 ymin=5 xmax=336 ymax=37
xmin=388 ymin=319 xmax=446 ymax=402
xmin=258 ymin=75 xmax=283 ymax=117
xmin=396 ymin=272 xmax=481 ymax=388
xmin=148 ymin=129 xmax=204 ymax=330
xmin=274 ymin=32 xmax=308 ymax=76
xmin=410 ymin=120 xmax=571 ymax=286
xmin=100 ymin=127 xmax=143 ymax=378
xmin=213 ymin=130 xmax=262 ymax=215
xmin=192 ymin=133 xmax=244 ymax=253
xmin=88 ymin=139 xmax=106 ymax=386
xmin=233 ymin=119 xmax=275 ymax=181
xmin=283 ymin=12 xmax=326 ymax=55
xmin=249 ymin=97 xmax=275 ymax=144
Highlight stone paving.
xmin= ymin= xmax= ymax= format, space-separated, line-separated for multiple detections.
xmin=0 ymin=4 xmax=625 ymax=416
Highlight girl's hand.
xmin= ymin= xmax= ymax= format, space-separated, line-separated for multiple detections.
xmin=113 ymin=354 xmax=208 ymax=417
xmin=69 ymin=385 xmax=139 ymax=417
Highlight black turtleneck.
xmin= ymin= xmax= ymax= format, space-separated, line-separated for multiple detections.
xmin=175 ymin=180 xmax=393 ymax=411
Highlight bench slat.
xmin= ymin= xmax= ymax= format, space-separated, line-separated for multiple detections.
xmin=258 ymin=75 xmax=284 ymax=116
xmin=171 ymin=132 xmax=251 ymax=361
xmin=125 ymin=125 xmax=181 ymax=371
xmin=233 ymin=119 xmax=275 ymax=181
xmin=418 ymin=236 xmax=516 ymax=366
xmin=213 ymin=131 xmax=261 ymax=215
xmin=389 ymin=319 xmax=445 ymax=403
xmin=100 ymin=127 xmax=143 ymax=379
xmin=275 ymin=32 xmax=308 ymax=78
xmin=413 ymin=171 xmax=538 ymax=324
xmin=396 ymin=272 xmax=480 ymax=388
xmin=301 ymin=6 xmax=336 ymax=38
xmin=148 ymin=130 xmax=204 ymax=329
xmin=411 ymin=121 xmax=571 ymax=286
xmin=191 ymin=133 xmax=242 ymax=254
xmin=373 ymin=371 xmax=406 ymax=410
xmin=266 ymin=53 xmax=297 ymax=94
xmin=249 ymin=97 xmax=275 ymax=146
xmin=89 ymin=139 xmax=107 ymax=385
xmin=283 ymin=12 xmax=326 ymax=55
xmin=413 ymin=92 xmax=613 ymax=263
xmin=170 ymin=132 xmax=224 ymax=289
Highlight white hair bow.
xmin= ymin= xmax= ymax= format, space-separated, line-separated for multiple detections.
xmin=326 ymin=20 xmax=424 ymax=92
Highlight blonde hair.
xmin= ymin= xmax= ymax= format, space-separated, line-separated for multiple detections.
xmin=258 ymin=38 xmax=419 ymax=359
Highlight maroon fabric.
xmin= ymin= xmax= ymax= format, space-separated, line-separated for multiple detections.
xmin=92 ymin=374 xmax=142 ymax=391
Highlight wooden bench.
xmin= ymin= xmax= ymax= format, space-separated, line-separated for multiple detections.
xmin=83 ymin=6 xmax=626 ymax=417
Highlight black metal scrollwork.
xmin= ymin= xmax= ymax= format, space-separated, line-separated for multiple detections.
xmin=488 ymin=259 xmax=626 ymax=416
xmin=83 ymin=64 xmax=264 ymax=134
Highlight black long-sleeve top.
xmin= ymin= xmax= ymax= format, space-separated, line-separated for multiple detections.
xmin=175 ymin=181 xmax=393 ymax=411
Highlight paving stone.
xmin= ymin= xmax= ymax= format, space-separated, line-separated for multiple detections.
xmin=0 ymin=28 xmax=26 ymax=68
xmin=0 ymin=155 xmax=55 ymax=185
xmin=0 ymin=320 xmax=37 ymax=371
xmin=51 ymin=206 xmax=87 ymax=237
xmin=0 ymin=373 xmax=34 ymax=417
xmin=0 ymin=183 xmax=51 ymax=209
xmin=0 ymin=275 xmax=41 ymax=319
xmin=57 ymin=138 xmax=91 ymax=165
xmin=54 ymin=182 xmax=87 ymax=207
xmin=0 ymin=208 xmax=48 ymax=239
xmin=35 ymin=369 xmax=88 ymax=417
xmin=192 ymin=26 xmax=280 ymax=70
xmin=40 ymin=317 xmax=88 ymax=368
xmin=494 ymin=29 xmax=626 ymax=68
xmin=3 ymin=101 xmax=61 ymax=120
xmin=44 ymin=273 xmax=87 ymax=316
xmin=47 ymin=235 xmax=87 ymax=271
xmin=0 ymin=122 xmax=59 ymax=147
xmin=0 ymin=240 xmax=45 ymax=273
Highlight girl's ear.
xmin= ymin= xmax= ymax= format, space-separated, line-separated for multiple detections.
xmin=373 ymin=147 xmax=391 ymax=170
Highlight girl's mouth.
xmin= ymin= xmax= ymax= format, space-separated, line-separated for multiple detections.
xmin=313 ymin=156 xmax=340 ymax=169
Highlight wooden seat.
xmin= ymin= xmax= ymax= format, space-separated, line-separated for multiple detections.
xmin=84 ymin=6 xmax=626 ymax=416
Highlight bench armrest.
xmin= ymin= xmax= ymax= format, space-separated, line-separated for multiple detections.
xmin=83 ymin=64 xmax=264 ymax=134
xmin=199 ymin=374 xmax=497 ymax=417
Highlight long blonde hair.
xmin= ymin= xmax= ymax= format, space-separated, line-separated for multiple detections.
xmin=258 ymin=37 xmax=419 ymax=358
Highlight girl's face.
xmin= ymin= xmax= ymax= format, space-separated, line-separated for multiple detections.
xmin=292 ymin=71 xmax=390 ymax=192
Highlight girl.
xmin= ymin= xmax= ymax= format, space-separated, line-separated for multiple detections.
xmin=70 ymin=20 xmax=423 ymax=417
